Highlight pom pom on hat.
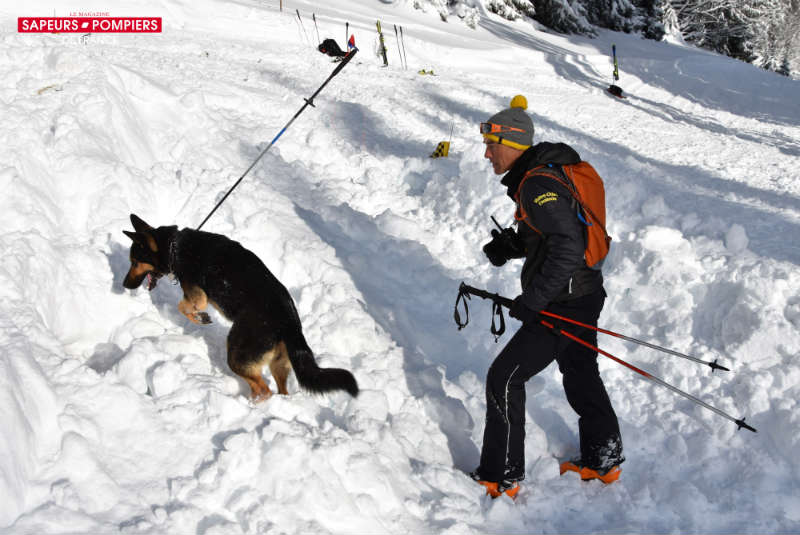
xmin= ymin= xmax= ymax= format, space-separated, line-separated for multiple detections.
xmin=510 ymin=95 xmax=528 ymax=110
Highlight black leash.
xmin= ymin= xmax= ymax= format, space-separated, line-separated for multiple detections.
xmin=196 ymin=48 xmax=359 ymax=231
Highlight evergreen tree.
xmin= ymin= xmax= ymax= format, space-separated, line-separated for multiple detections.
xmin=584 ymin=0 xmax=636 ymax=32
xmin=760 ymin=0 xmax=800 ymax=75
xmin=485 ymin=0 xmax=537 ymax=21
xmin=672 ymin=0 xmax=799 ymax=73
xmin=633 ymin=0 xmax=667 ymax=40
xmin=673 ymin=0 xmax=758 ymax=61
xmin=754 ymin=0 xmax=786 ymax=71
xmin=778 ymin=55 xmax=792 ymax=76
xmin=531 ymin=0 xmax=595 ymax=35
xmin=661 ymin=0 xmax=682 ymax=38
xmin=789 ymin=0 xmax=800 ymax=75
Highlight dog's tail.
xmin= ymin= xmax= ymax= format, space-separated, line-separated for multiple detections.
xmin=284 ymin=328 xmax=359 ymax=397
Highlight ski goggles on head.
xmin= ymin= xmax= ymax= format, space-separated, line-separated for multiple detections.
xmin=479 ymin=122 xmax=526 ymax=135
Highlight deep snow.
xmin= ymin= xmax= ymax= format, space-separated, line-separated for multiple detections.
xmin=1 ymin=0 xmax=799 ymax=533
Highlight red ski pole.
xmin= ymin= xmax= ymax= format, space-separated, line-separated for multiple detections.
xmin=455 ymin=283 xmax=756 ymax=433
xmin=538 ymin=310 xmax=729 ymax=372
xmin=540 ymin=319 xmax=756 ymax=432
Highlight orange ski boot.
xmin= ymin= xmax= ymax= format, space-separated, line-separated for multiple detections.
xmin=560 ymin=459 xmax=621 ymax=484
xmin=470 ymin=472 xmax=521 ymax=499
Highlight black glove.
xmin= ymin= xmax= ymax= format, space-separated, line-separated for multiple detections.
xmin=482 ymin=228 xmax=525 ymax=267
xmin=483 ymin=230 xmax=509 ymax=266
xmin=509 ymin=296 xmax=540 ymax=324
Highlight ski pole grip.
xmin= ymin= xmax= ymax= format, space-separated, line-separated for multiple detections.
xmin=459 ymin=282 xmax=513 ymax=308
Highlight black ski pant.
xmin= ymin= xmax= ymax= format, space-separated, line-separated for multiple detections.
xmin=477 ymin=289 xmax=623 ymax=482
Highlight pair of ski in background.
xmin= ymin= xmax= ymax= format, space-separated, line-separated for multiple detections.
xmin=376 ymin=20 xmax=409 ymax=69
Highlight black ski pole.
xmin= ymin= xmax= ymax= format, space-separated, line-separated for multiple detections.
xmin=393 ymin=24 xmax=405 ymax=69
xmin=399 ymin=26 xmax=409 ymax=69
xmin=346 ymin=22 xmax=349 ymax=50
xmin=454 ymin=283 xmax=508 ymax=339
xmin=296 ymin=9 xmax=309 ymax=45
xmin=454 ymin=283 xmax=757 ymax=433
xmin=459 ymin=281 xmax=726 ymax=370
xmin=312 ymin=13 xmax=321 ymax=45
xmin=196 ymin=48 xmax=359 ymax=231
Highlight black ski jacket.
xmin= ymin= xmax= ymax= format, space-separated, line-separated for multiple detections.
xmin=500 ymin=142 xmax=604 ymax=312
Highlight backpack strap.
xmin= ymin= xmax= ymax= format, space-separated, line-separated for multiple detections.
xmin=514 ymin=164 xmax=609 ymax=240
xmin=513 ymin=164 xmax=566 ymax=236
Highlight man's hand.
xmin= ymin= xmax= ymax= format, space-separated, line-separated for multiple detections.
xmin=482 ymin=228 xmax=525 ymax=267
xmin=509 ymin=296 xmax=539 ymax=324
xmin=483 ymin=230 xmax=509 ymax=266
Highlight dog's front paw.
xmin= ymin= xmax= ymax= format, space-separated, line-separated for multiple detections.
xmin=196 ymin=312 xmax=212 ymax=324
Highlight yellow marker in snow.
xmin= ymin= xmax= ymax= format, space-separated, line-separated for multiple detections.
xmin=430 ymin=141 xmax=450 ymax=158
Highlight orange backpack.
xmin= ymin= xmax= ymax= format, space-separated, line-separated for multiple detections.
xmin=514 ymin=161 xmax=611 ymax=269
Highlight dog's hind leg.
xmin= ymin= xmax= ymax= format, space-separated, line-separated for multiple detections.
xmin=269 ymin=341 xmax=292 ymax=395
xmin=227 ymin=340 xmax=273 ymax=402
xmin=227 ymin=320 xmax=287 ymax=402
xmin=179 ymin=282 xmax=212 ymax=324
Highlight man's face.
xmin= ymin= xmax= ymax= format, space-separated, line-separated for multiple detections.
xmin=484 ymin=141 xmax=523 ymax=175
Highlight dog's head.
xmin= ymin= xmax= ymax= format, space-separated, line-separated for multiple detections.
xmin=122 ymin=214 xmax=175 ymax=291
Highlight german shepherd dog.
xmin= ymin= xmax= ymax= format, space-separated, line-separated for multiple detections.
xmin=122 ymin=214 xmax=358 ymax=401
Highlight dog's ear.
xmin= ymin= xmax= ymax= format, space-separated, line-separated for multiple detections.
xmin=130 ymin=214 xmax=153 ymax=234
xmin=123 ymin=230 xmax=141 ymax=243
xmin=129 ymin=214 xmax=159 ymax=252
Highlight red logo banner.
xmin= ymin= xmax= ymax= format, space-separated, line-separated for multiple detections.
xmin=18 ymin=17 xmax=162 ymax=33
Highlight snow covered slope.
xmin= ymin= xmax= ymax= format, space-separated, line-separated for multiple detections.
xmin=1 ymin=0 xmax=799 ymax=532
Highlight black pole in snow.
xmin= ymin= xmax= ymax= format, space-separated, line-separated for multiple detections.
xmin=296 ymin=9 xmax=309 ymax=44
xmin=399 ymin=26 xmax=409 ymax=70
xmin=393 ymin=24 xmax=404 ymax=69
xmin=312 ymin=13 xmax=321 ymax=45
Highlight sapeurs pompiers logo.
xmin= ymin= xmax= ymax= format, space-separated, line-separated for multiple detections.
xmin=18 ymin=12 xmax=162 ymax=33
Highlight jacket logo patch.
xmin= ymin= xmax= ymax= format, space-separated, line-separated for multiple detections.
xmin=534 ymin=192 xmax=558 ymax=206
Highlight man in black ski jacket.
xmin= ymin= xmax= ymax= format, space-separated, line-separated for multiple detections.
xmin=470 ymin=95 xmax=624 ymax=499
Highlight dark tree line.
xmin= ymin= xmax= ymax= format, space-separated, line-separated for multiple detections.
xmin=474 ymin=0 xmax=800 ymax=76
